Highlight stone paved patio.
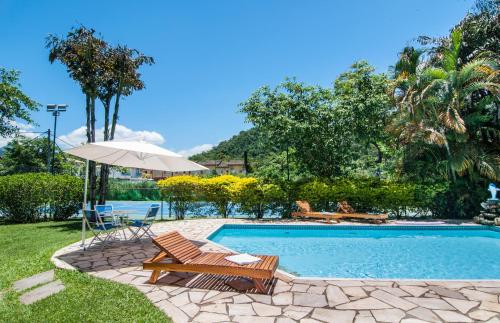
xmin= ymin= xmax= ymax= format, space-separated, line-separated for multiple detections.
xmin=52 ymin=219 xmax=500 ymax=323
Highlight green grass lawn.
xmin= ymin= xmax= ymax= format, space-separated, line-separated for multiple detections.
xmin=0 ymin=220 xmax=169 ymax=322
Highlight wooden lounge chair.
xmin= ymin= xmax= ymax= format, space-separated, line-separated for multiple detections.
xmin=336 ymin=200 xmax=388 ymax=224
xmin=143 ymin=231 xmax=279 ymax=293
xmin=291 ymin=201 xmax=341 ymax=223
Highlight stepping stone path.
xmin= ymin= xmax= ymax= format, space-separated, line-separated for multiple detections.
xmin=12 ymin=269 xmax=66 ymax=305
xmin=52 ymin=218 xmax=500 ymax=322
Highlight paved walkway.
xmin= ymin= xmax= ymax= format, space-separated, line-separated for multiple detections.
xmin=52 ymin=219 xmax=500 ymax=323
xmin=12 ymin=269 xmax=65 ymax=305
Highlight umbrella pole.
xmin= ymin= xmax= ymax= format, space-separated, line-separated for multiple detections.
xmin=81 ymin=159 xmax=89 ymax=249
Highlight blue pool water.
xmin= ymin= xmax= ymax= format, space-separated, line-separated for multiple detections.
xmin=209 ymin=225 xmax=500 ymax=279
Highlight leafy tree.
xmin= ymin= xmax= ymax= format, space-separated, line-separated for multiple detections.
xmin=333 ymin=61 xmax=393 ymax=176
xmin=97 ymin=45 xmax=154 ymax=204
xmin=0 ymin=136 xmax=73 ymax=175
xmin=46 ymin=26 xmax=107 ymax=208
xmin=241 ymin=79 xmax=354 ymax=179
xmin=0 ymin=68 xmax=39 ymax=137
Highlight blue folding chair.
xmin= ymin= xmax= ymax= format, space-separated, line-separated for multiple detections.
xmin=128 ymin=204 xmax=160 ymax=240
xmin=95 ymin=204 xmax=115 ymax=223
xmin=83 ymin=209 xmax=121 ymax=249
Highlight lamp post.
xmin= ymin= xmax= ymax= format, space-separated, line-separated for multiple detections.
xmin=46 ymin=104 xmax=68 ymax=174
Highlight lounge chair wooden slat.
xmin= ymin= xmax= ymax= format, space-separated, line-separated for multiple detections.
xmin=143 ymin=231 xmax=279 ymax=293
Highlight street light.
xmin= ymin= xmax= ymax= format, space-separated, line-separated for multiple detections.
xmin=47 ymin=104 xmax=68 ymax=174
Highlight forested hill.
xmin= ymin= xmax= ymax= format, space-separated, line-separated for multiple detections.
xmin=189 ymin=128 xmax=276 ymax=162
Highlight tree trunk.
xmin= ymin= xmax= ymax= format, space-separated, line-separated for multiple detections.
xmin=110 ymin=89 xmax=122 ymax=140
xmin=89 ymin=96 xmax=97 ymax=209
xmin=98 ymin=96 xmax=112 ymax=205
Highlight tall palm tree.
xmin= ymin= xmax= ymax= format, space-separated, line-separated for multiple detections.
xmin=391 ymin=29 xmax=499 ymax=181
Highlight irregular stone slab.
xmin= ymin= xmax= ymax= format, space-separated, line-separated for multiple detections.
xmin=428 ymin=286 xmax=466 ymax=300
xmin=326 ymin=285 xmax=350 ymax=307
xmin=203 ymin=291 xmax=238 ymax=303
xmin=146 ymin=290 xmax=168 ymax=303
xmin=277 ymin=318 xmax=297 ymax=323
xmin=274 ymin=280 xmax=292 ymax=293
xmin=354 ymin=316 xmax=376 ymax=323
xmin=249 ymin=294 xmax=272 ymax=304
xmin=252 ymin=302 xmax=282 ymax=316
xmin=485 ymin=316 xmax=500 ymax=323
xmin=19 ymin=280 xmax=65 ymax=305
xmin=300 ymin=319 xmax=323 ymax=323
xmin=336 ymin=297 xmax=392 ymax=310
xmin=188 ymin=291 xmax=206 ymax=303
xmin=200 ymin=303 xmax=227 ymax=314
xmin=401 ymin=319 xmax=434 ymax=323
xmin=480 ymin=301 xmax=500 ymax=313
xmin=283 ymin=305 xmax=312 ymax=320
xmin=273 ymin=292 xmax=293 ymax=306
xmin=308 ymin=286 xmax=326 ymax=295
xmin=371 ymin=290 xmax=417 ymax=310
xmin=180 ymin=303 xmax=200 ymax=318
xmin=404 ymin=297 xmax=455 ymax=310
xmin=468 ymin=309 xmax=498 ymax=321
xmin=460 ymin=288 xmax=498 ymax=302
xmin=434 ymin=309 xmax=473 ymax=322
xmin=13 ymin=270 xmax=55 ymax=292
xmin=327 ymin=280 xmax=364 ymax=287
xmin=293 ymin=293 xmax=327 ymax=307
xmin=400 ymin=286 xmax=428 ymax=297
xmin=228 ymin=303 xmax=255 ymax=316
xmin=443 ymin=297 xmax=478 ymax=314
xmin=157 ymin=300 xmax=189 ymax=323
xmin=311 ymin=308 xmax=356 ymax=323
xmin=169 ymin=292 xmax=190 ymax=307
xmin=407 ymin=307 xmax=441 ymax=323
xmin=233 ymin=294 xmax=253 ymax=304
xmin=233 ymin=316 xmax=275 ymax=323
xmin=193 ymin=312 xmax=229 ymax=322
xmin=372 ymin=308 xmax=405 ymax=322
xmin=291 ymin=284 xmax=310 ymax=292
xmin=342 ymin=287 xmax=367 ymax=298
xmin=378 ymin=287 xmax=410 ymax=297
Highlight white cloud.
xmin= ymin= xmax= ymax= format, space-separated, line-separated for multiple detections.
xmin=58 ymin=124 xmax=165 ymax=148
xmin=0 ymin=121 xmax=37 ymax=147
xmin=177 ymin=143 xmax=214 ymax=157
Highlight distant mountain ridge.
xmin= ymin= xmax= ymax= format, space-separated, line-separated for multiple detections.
xmin=189 ymin=128 xmax=276 ymax=162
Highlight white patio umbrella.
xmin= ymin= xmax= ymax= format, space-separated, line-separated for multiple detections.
xmin=65 ymin=141 xmax=208 ymax=248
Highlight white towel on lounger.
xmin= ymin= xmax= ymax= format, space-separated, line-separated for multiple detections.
xmin=225 ymin=253 xmax=262 ymax=265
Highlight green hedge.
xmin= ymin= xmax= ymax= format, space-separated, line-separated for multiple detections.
xmin=0 ymin=173 xmax=83 ymax=223
xmin=298 ymin=178 xmax=448 ymax=217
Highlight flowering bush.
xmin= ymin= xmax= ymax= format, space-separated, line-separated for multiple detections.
xmin=157 ymin=175 xmax=202 ymax=219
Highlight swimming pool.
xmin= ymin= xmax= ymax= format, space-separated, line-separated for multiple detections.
xmin=208 ymin=224 xmax=500 ymax=279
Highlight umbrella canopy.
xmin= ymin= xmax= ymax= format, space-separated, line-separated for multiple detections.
xmin=66 ymin=141 xmax=208 ymax=172
xmin=65 ymin=141 xmax=207 ymax=250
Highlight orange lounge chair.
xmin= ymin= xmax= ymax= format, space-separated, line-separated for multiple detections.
xmin=291 ymin=200 xmax=341 ymax=223
xmin=336 ymin=200 xmax=388 ymax=224
xmin=143 ymin=231 xmax=279 ymax=293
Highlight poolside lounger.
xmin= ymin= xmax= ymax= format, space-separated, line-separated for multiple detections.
xmin=292 ymin=200 xmax=388 ymax=224
xmin=143 ymin=231 xmax=279 ymax=293
xmin=335 ymin=200 xmax=388 ymax=223
xmin=291 ymin=200 xmax=341 ymax=223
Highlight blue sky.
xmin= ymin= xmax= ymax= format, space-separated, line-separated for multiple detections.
xmin=1 ymin=0 xmax=474 ymax=155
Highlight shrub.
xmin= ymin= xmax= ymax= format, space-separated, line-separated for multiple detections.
xmin=200 ymin=175 xmax=240 ymax=218
xmin=233 ymin=177 xmax=285 ymax=218
xmin=0 ymin=173 xmax=83 ymax=223
xmin=298 ymin=178 xmax=447 ymax=217
xmin=157 ymin=175 xmax=202 ymax=219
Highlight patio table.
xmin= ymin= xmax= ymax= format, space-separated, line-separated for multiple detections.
xmin=112 ymin=210 xmax=132 ymax=240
